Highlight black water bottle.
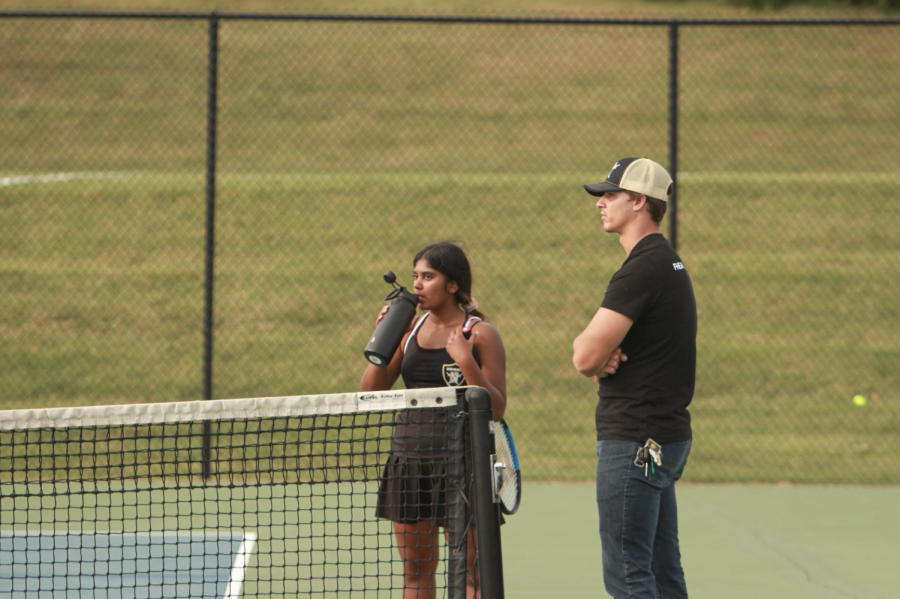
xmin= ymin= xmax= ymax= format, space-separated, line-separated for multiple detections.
xmin=363 ymin=271 xmax=419 ymax=367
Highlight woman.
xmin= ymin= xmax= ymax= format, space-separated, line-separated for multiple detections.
xmin=360 ymin=242 xmax=506 ymax=599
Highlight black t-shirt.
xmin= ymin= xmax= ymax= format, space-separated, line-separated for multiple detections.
xmin=597 ymin=233 xmax=696 ymax=443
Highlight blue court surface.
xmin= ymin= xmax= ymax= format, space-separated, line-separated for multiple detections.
xmin=502 ymin=483 xmax=900 ymax=599
xmin=0 ymin=531 xmax=256 ymax=599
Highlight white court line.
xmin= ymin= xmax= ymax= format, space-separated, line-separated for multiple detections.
xmin=0 ymin=172 xmax=121 ymax=186
xmin=224 ymin=532 xmax=258 ymax=599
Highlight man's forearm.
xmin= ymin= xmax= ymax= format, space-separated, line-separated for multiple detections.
xmin=573 ymin=308 xmax=633 ymax=378
xmin=573 ymin=334 xmax=617 ymax=377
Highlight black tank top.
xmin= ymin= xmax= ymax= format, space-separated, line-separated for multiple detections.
xmin=392 ymin=313 xmax=481 ymax=456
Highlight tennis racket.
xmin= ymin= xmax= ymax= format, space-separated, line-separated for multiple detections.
xmin=494 ymin=419 xmax=521 ymax=515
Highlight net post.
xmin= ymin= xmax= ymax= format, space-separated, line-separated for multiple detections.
xmin=446 ymin=389 xmax=470 ymax=598
xmin=465 ymin=386 xmax=505 ymax=599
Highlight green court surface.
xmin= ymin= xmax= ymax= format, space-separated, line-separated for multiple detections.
xmin=2 ymin=480 xmax=897 ymax=597
xmin=502 ymin=483 xmax=900 ymax=599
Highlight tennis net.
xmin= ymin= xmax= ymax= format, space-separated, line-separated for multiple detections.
xmin=0 ymin=386 xmax=502 ymax=598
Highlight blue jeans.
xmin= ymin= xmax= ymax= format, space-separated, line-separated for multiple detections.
xmin=596 ymin=438 xmax=691 ymax=599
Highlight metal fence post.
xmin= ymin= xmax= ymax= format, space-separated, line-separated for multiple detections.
xmin=202 ymin=13 xmax=220 ymax=479
xmin=668 ymin=21 xmax=679 ymax=251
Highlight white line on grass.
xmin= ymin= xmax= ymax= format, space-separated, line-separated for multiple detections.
xmin=219 ymin=171 xmax=900 ymax=186
xmin=2 ymin=171 xmax=898 ymax=188
xmin=0 ymin=172 xmax=121 ymax=186
xmin=679 ymin=172 xmax=900 ymax=183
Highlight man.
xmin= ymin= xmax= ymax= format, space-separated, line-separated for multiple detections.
xmin=572 ymin=157 xmax=696 ymax=599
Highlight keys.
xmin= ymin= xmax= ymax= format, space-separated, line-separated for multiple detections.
xmin=634 ymin=447 xmax=647 ymax=469
xmin=635 ymin=439 xmax=663 ymax=478
xmin=646 ymin=439 xmax=663 ymax=468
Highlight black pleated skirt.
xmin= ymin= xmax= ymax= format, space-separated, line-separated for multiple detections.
xmin=375 ymin=454 xmax=450 ymax=526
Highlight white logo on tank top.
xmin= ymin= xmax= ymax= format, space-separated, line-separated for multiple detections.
xmin=442 ymin=364 xmax=466 ymax=386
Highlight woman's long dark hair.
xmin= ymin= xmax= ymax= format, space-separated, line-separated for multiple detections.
xmin=414 ymin=242 xmax=485 ymax=320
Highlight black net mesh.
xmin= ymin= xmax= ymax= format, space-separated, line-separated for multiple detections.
xmin=0 ymin=393 xmax=469 ymax=597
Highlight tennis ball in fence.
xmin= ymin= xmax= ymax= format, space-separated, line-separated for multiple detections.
xmin=852 ymin=395 xmax=867 ymax=407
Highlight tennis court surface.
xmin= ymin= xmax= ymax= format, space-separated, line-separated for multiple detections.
xmin=503 ymin=482 xmax=899 ymax=599
xmin=1 ymin=531 xmax=255 ymax=598
xmin=2 ymin=388 xmax=895 ymax=598
xmin=0 ymin=387 xmax=504 ymax=598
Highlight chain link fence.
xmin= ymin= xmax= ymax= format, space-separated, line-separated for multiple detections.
xmin=2 ymin=13 xmax=898 ymax=483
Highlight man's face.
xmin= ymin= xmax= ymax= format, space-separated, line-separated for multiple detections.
xmin=595 ymin=190 xmax=635 ymax=234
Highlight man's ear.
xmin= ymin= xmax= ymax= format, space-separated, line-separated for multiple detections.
xmin=632 ymin=194 xmax=648 ymax=212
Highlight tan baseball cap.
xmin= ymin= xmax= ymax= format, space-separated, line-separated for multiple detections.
xmin=584 ymin=157 xmax=673 ymax=202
